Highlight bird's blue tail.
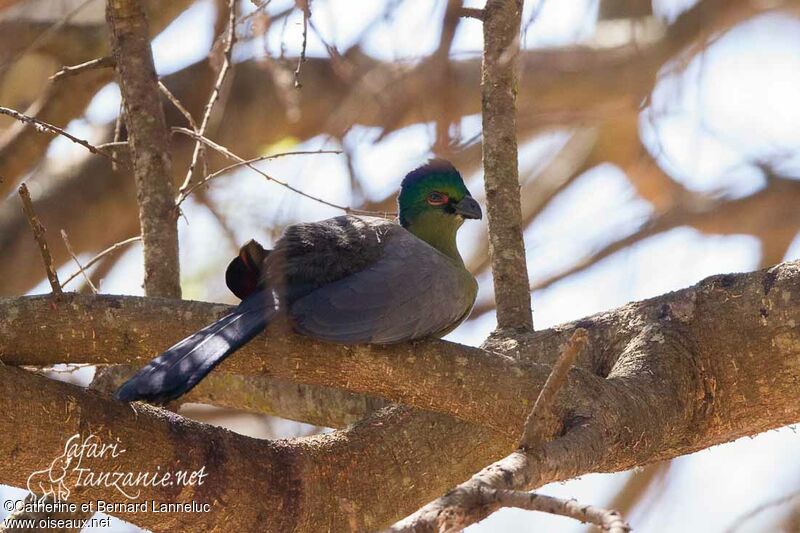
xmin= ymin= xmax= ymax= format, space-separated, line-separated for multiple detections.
xmin=114 ymin=291 xmax=274 ymax=404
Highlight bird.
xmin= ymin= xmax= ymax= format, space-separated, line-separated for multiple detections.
xmin=115 ymin=159 xmax=482 ymax=404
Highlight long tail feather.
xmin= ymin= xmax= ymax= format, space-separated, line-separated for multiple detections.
xmin=115 ymin=291 xmax=274 ymax=404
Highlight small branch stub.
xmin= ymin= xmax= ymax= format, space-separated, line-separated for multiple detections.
xmin=519 ymin=328 xmax=588 ymax=450
xmin=459 ymin=7 xmax=484 ymax=20
xmin=18 ymin=184 xmax=62 ymax=295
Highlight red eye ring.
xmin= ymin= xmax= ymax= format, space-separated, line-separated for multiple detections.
xmin=427 ymin=192 xmax=449 ymax=205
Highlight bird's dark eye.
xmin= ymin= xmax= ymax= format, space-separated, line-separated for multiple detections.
xmin=427 ymin=192 xmax=449 ymax=206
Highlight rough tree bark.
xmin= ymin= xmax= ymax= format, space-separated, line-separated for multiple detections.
xmin=480 ymin=0 xmax=533 ymax=333
xmin=2 ymin=260 xmax=800 ymax=529
xmin=106 ymin=0 xmax=180 ymax=298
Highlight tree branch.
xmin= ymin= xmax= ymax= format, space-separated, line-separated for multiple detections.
xmin=476 ymin=490 xmax=629 ymax=532
xmin=89 ymin=365 xmax=389 ymax=429
xmin=2 ymin=258 xmax=800 ymax=441
xmin=390 ymin=330 xmax=601 ymax=532
xmin=178 ymin=0 xmax=236 ymax=196
xmin=0 ymin=104 xmax=119 ymax=164
xmin=519 ymin=328 xmax=587 ymax=450
xmin=17 ymin=184 xmax=62 ymax=295
xmin=3 ymin=260 xmax=800 ymax=528
xmin=0 ymin=370 xmax=503 ymax=532
xmin=0 ymin=1 xmax=196 ymax=197
xmin=49 ymin=55 xmax=115 ymax=81
xmin=481 ymin=0 xmax=532 ymax=332
xmin=106 ymin=0 xmax=180 ymax=298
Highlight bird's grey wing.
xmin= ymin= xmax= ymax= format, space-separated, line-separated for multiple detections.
xmin=288 ymin=230 xmax=476 ymax=344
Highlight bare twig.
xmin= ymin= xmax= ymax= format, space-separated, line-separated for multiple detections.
xmin=60 ymin=236 xmax=141 ymax=288
xmin=112 ymin=97 xmax=125 ymax=172
xmin=341 ymin=139 xmax=365 ymax=202
xmin=158 ymin=81 xmax=198 ymax=131
xmin=60 ymin=230 xmax=98 ymax=294
xmin=530 ymin=210 xmax=681 ymax=292
xmin=76 ymin=251 xmax=123 ymax=294
xmin=521 ymin=0 xmax=547 ymax=35
xmin=18 ymin=184 xmax=62 ymax=295
xmin=50 ymin=56 xmax=115 ymax=81
xmin=158 ymin=79 xmax=203 ymax=178
xmin=177 ymin=149 xmax=342 ymax=206
xmin=486 ymin=489 xmax=630 ymax=533
xmin=294 ymin=0 xmax=311 ymax=88
xmin=519 ymin=328 xmax=588 ymax=450
xmin=238 ymin=0 xmax=276 ymax=25
xmin=179 ymin=0 xmax=237 ymax=195
xmin=726 ymin=490 xmax=800 ymax=533
xmin=96 ymin=141 xmax=130 ymax=150
xmin=0 ymin=106 xmax=120 ymax=164
xmin=172 ymin=127 xmax=390 ymax=216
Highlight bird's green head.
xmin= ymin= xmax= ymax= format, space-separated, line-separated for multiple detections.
xmin=398 ymin=159 xmax=482 ymax=261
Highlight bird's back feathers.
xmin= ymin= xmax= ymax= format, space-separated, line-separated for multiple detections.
xmin=265 ymin=215 xmax=392 ymax=305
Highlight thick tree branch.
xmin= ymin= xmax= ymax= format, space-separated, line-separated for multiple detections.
xmin=89 ymin=365 xmax=388 ymax=429
xmin=3 ymin=261 xmax=800 ymax=528
xmin=390 ymin=330 xmax=623 ymax=532
xmin=0 ymin=293 xmax=570 ymax=436
xmin=0 ymin=371 xmax=504 ymax=532
xmin=3 ymin=259 xmax=800 ymax=448
xmin=4 ymin=1 xmax=798 ymax=531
